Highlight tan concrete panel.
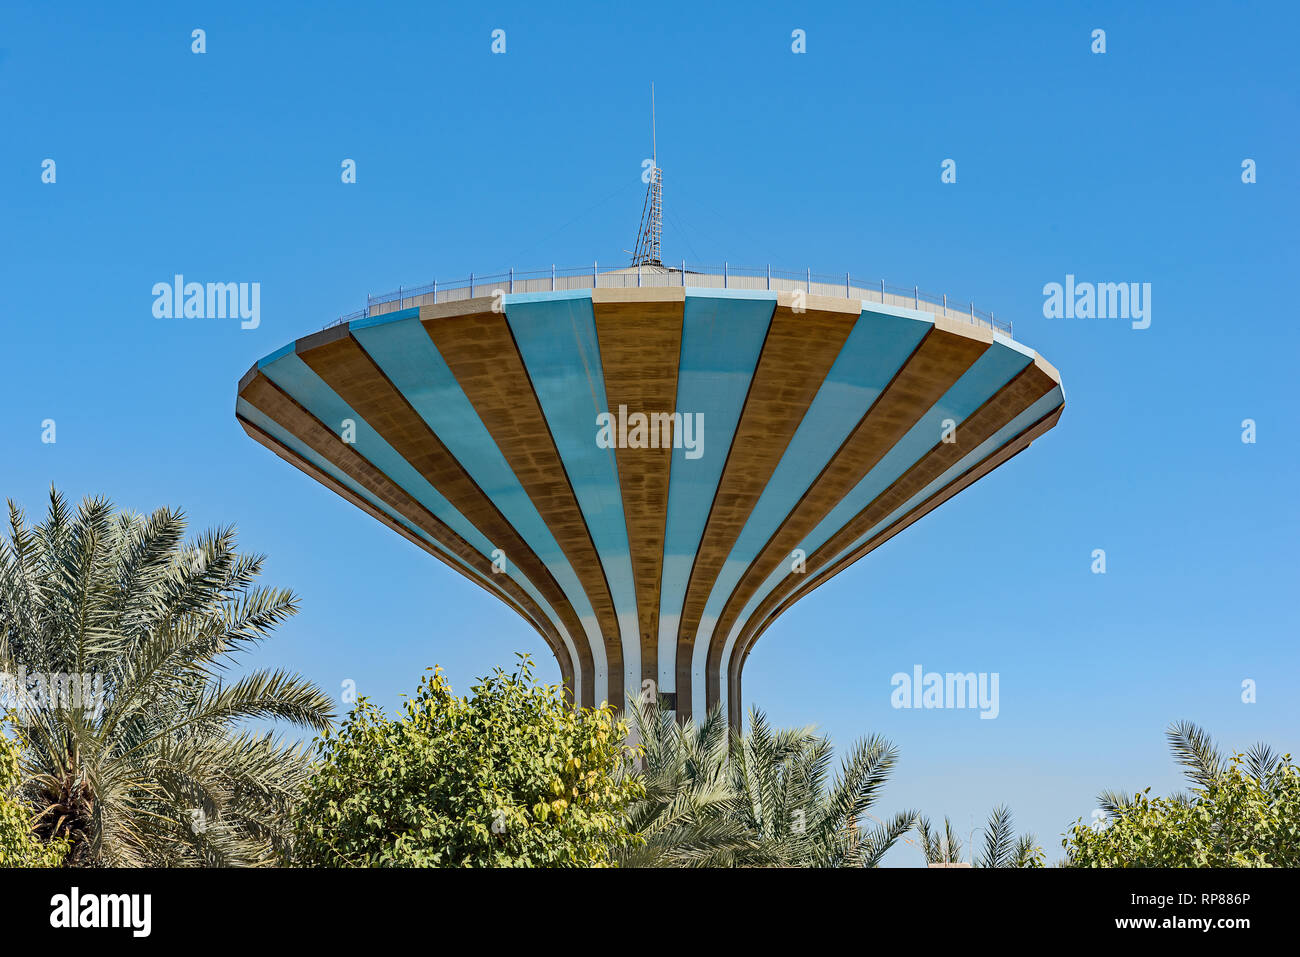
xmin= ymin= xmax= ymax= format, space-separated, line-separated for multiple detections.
xmin=932 ymin=313 xmax=996 ymax=345
xmin=591 ymin=287 xmax=686 ymax=306
xmin=774 ymin=291 xmax=875 ymax=316
xmin=592 ymin=297 xmax=684 ymax=690
xmin=420 ymin=308 xmax=624 ymax=708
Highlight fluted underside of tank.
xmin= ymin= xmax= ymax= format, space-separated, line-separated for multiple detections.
xmin=236 ymin=287 xmax=1063 ymax=728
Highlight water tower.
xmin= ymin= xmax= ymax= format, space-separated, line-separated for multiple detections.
xmin=236 ymin=143 xmax=1064 ymax=727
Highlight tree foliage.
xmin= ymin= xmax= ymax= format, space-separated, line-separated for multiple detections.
xmin=915 ymin=805 xmax=1043 ymax=867
xmin=0 ymin=719 xmax=66 ymax=867
xmin=1065 ymin=722 xmax=1300 ymax=867
xmin=0 ymin=489 xmax=334 ymax=866
xmin=616 ymin=701 xmax=758 ymax=866
xmin=292 ymin=656 xmax=643 ymax=867
xmin=617 ymin=700 xmax=914 ymax=867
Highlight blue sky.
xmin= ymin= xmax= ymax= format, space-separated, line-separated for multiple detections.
xmin=2 ymin=0 xmax=1296 ymax=863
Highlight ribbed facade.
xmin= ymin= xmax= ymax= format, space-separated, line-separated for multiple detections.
xmin=236 ymin=286 xmax=1064 ymax=727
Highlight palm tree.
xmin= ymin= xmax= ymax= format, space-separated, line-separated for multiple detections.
xmin=916 ymin=806 xmax=1042 ymax=867
xmin=0 ymin=489 xmax=334 ymax=866
xmin=618 ymin=700 xmax=914 ymax=867
xmin=915 ymin=814 xmax=965 ymax=864
xmin=616 ymin=701 xmax=762 ymax=867
xmin=975 ymin=805 xmax=1043 ymax=867
xmin=729 ymin=708 xmax=915 ymax=867
xmin=1098 ymin=720 xmax=1287 ymax=818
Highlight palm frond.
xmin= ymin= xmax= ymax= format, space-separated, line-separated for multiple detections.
xmin=977 ymin=804 xmax=1015 ymax=868
xmin=0 ymin=490 xmax=334 ymax=866
xmin=1166 ymin=720 xmax=1223 ymax=790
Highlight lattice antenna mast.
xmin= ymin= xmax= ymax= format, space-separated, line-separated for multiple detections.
xmin=631 ymin=84 xmax=663 ymax=267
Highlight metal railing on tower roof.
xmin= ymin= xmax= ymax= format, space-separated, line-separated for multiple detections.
xmin=324 ymin=262 xmax=1013 ymax=338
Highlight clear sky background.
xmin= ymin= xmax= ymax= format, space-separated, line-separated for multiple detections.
xmin=2 ymin=1 xmax=1296 ymax=864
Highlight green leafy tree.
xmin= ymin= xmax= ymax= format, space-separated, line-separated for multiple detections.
xmin=618 ymin=700 xmax=914 ymax=867
xmin=0 ymin=718 xmax=67 ymax=867
xmin=0 ymin=489 xmax=334 ymax=866
xmin=1065 ymin=721 xmax=1300 ymax=867
xmin=292 ymin=656 xmax=644 ymax=867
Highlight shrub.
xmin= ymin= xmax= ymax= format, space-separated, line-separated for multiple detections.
xmin=0 ymin=720 xmax=66 ymax=867
xmin=293 ymin=656 xmax=643 ymax=867
xmin=1065 ymin=723 xmax=1300 ymax=867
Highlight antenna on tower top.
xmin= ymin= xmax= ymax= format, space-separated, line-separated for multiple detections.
xmin=632 ymin=83 xmax=663 ymax=267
